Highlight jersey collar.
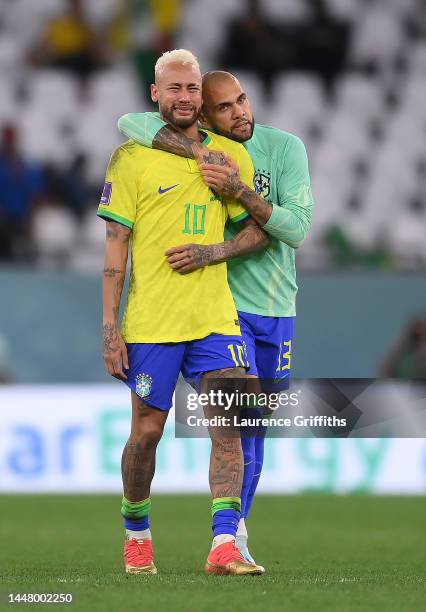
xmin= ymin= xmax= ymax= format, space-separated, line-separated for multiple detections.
xmin=199 ymin=130 xmax=212 ymax=146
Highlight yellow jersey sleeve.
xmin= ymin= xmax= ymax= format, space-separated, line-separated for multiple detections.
xmin=97 ymin=144 xmax=138 ymax=229
xmin=223 ymin=142 xmax=255 ymax=224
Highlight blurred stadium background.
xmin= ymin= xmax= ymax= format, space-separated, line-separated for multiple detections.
xmin=0 ymin=0 xmax=425 ymax=499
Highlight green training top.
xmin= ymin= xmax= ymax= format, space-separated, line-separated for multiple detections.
xmin=118 ymin=113 xmax=313 ymax=317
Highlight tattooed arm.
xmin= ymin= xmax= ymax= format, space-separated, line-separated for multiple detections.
xmin=200 ymin=136 xmax=314 ymax=248
xmin=103 ymin=221 xmax=131 ymax=380
xmin=152 ymin=124 xmax=232 ymax=167
xmin=200 ymin=159 xmax=273 ymax=226
xmin=165 ymin=217 xmax=269 ymax=274
xmin=119 ymin=113 xmax=231 ymax=164
xmin=152 ymin=124 xmax=310 ymax=247
xmin=153 ymin=124 xmax=202 ymax=158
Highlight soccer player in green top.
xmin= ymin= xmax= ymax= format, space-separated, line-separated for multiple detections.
xmin=118 ymin=69 xmax=314 ymax=568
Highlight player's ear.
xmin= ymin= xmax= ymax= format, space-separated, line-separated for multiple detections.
xmin=151 ymin=84 xmax=158 ymax=103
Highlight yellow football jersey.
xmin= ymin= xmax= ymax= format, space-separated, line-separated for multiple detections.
xmin=98 ymin=131 xmax=254 ymax=343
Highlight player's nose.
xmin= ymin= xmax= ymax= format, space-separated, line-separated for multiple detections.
xmin=232 ymin=104 xmax=246 ymax=118
xmin=178 ymin=89 xmax=191 ymax=102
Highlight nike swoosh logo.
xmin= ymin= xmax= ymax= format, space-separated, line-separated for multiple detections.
xmin=158 ymin=184 xmax=178 ymax=194
xmin=273 ymin=374 xmax=290 ymax=383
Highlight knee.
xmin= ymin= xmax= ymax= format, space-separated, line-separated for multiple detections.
xmin=211 ymin=437 xmax=241 ymax=456
xmin=134 ymin=424 xmax=163 ymax=450
xmin=202 ymin=368 xmax=246 ymax=395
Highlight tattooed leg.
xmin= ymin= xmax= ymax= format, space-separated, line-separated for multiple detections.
xmin=121 ymin=393 xmax=168 ymax=501
xmin=201 ymin=368 xmax=246 ymax=499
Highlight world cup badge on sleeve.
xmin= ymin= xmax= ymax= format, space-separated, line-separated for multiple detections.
xmin=100 ymin=181 xmax=112 ymax=205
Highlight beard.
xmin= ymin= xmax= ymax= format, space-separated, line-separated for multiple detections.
xmin=160 ymin=103 xmax=201 ymax=129
xmin=211 ymin=116 xmax=255 ymax=143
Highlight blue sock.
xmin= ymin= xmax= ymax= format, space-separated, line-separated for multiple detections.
xmin=124 ymin=516 xmax=150 ymax=531
xmin=212 ymin=509 xmax=240 ymax=537
xmin=211 ymin=498 xmax=241 ymax=537
xmin=244 ymin=430 xmax=266 ymax=519
xmin=241 ymin=436 xmax=256 ymax=517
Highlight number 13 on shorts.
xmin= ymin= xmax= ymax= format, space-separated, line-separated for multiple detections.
xmin=276 ymin=340 xmax=292 ymax=372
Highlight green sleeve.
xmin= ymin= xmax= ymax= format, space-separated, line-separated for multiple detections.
xmin=117 ymin=112 xmax=167 ymax=148
xmin=263 ymin=135 xmax=313 ymax=248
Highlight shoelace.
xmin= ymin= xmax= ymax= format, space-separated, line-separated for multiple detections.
xmin=212 ymin=542 xmax=247 ymax=565
xmin=125 ymin=539 xmax=153 ymax=565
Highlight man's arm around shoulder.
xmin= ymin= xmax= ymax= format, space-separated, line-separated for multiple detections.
xmin=165 ymin=217 xmax=269 ymax=274
xmin=118 ymin=112 xmax=231 ymax=165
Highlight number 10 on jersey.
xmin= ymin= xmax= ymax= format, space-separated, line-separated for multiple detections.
xmin=182 ymin=203 xmax=206 ymax=235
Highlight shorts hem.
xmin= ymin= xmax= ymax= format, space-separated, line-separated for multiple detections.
xmin=125 ymin=380 xmax=172 ymax=411
xmin=184 ymin=360 xmax=248 ymax=392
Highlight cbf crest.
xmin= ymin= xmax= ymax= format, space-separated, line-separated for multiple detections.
xmin=254 ymin=170 xmax=271 ymax=199
xmin=135 ymin=373 xmax=153 ymax=398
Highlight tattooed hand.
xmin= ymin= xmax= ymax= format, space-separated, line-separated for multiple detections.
xmin=165 ymin=243 xmax=214 ymax=273
xmin=200 ymin=158 xmax=244 ymax=197
xmin=103 ymin=322 xmax=129 ymax=380
xmin=194 ymin=146 xmax=232 ymax=167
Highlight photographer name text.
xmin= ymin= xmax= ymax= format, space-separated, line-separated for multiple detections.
xmin=186 ymin=415 xmax=347 ymax=428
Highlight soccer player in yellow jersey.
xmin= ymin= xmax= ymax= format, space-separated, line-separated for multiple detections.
xmin=97 ymin=50 xmax=267 ymax=576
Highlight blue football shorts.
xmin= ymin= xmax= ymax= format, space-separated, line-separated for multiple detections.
xmin=125 ymin=333 xmax=248 ymax=410
xmin=238 ymin=311 xmax=295 ymax=392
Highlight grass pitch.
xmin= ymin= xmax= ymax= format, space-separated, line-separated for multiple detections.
xmin=0 ymin=495 xmax=424 ymax=611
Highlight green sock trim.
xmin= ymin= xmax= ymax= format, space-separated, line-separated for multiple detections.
xmin=121 ymin=497 xmax=151 ymax=520
xmin=211 ymin=497 xmax=241 ymax=516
